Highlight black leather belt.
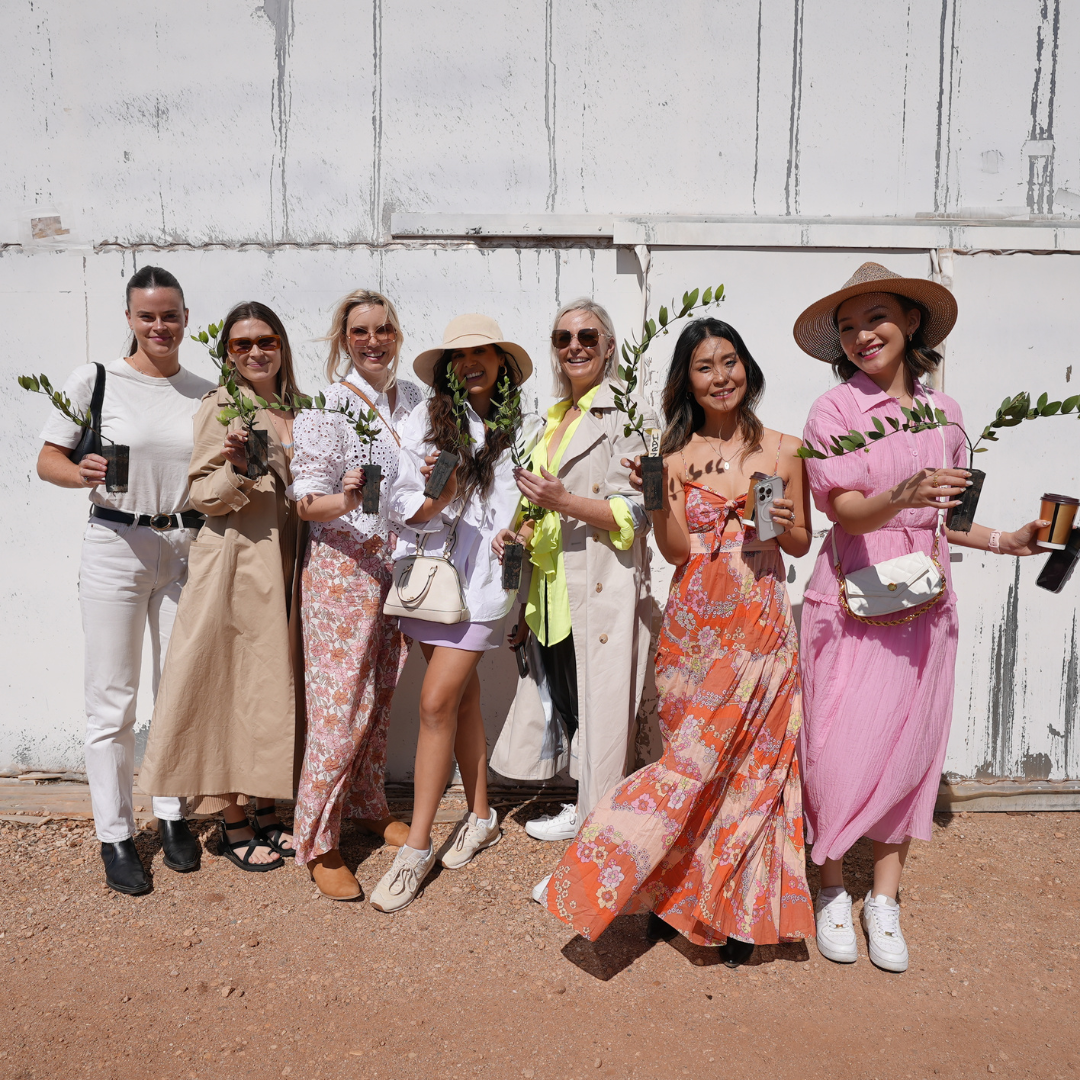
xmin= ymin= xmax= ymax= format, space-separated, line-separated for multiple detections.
xmin=90 ymin=505 xmax=205 ymax=532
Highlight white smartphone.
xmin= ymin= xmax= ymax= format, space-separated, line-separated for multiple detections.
xmin=750 ymin=474 xmax=785 ymax=541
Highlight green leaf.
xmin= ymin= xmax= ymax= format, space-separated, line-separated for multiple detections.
xmin=1041 ymin=400 xmax=1062 ymax=416
xmin=871 ymin=416 xmax=885 ymax=434
xmin=198 ymin=330 xmax=209 ymax=344
xmin=1061 ymin=395 xmax=1079 ymax=413
xmin=658 ymin=306 xmax=668 ymax=327
xmin=868 ymin=430 xmax=884 ymax=440
xmin=900 ymin=406 xmax=914 ymax=423
xmin=686 ymin=288 xmax=699 ymax=309
xmin=1037 ymin=391 xmax=1049 ymax=410
xmin=846 ymin=430 xmax=867 ymax=447
xmin=886 ymin=416 xmax=900 ymax=430
xmin=972 ymin=446 xmax=989 ymax=453
xmin=934 ymin=408 xmax=948 ymax=425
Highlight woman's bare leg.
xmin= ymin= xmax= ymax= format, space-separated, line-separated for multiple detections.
xmin=453 ymin=667 xmax=490 ymax=821
xmin=405 ymin=645 xmax=483 ymax=851
xmin=871 ymin=839 xmax=910 ymax=899
xmin=820 ymin=856 xmax=845 ymax=890
xmin=221 ymin=794 xmax=279 ymax=865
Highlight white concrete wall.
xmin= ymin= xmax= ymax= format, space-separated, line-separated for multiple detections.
xmin=2 ymin=0 xmax=1077 ymax=781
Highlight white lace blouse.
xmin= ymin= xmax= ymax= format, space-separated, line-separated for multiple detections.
xmin=288 ymin=374 xmax=424 ymax=544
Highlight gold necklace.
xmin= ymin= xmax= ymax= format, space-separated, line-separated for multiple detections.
xmin=702 ymin=432 xmax=742 ymax=472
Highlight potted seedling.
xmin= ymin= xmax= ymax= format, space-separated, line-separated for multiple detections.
xmin=796 ymin=390 xmax=1079 ymax=532
xmin=424 ymin=367 xmax=474 ymax=500
xmin=18 ymin=373 xmax=129 ymax=491
xmin=613 ymin=285 xmax=726 ymax=509
xmin=484 ymin=370 xmax=547 ymax=590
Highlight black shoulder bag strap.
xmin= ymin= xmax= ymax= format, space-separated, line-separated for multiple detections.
xmin=73 ymin=363 xmax=105 ymax=463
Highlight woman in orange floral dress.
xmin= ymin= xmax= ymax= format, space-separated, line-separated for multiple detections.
xmin=545 ymin=318 xmax=815 ymax=964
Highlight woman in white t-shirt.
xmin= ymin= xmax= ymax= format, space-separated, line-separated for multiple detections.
xmin=36 ymin=265 xmax=214 ymax=896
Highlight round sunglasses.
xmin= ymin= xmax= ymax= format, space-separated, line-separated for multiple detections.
xmin=551 ymin=328 xmax=605 ymax=349
xmin=228 ymin=334 xmax=282 ymax=356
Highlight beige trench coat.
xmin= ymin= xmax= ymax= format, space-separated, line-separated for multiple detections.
xmin=139 ymin=388 xmax=305 ymax=807
xmin=490 ymin=380 xmax=655 ymax=818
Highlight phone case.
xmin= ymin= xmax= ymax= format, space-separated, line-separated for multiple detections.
xmin=751 ymin=474 xmax=785 ymax=541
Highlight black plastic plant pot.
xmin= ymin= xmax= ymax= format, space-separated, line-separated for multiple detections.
xmin=361 ymin=462 xmax=382 ymax=514
xmin=424 ymin=450 xmax=459 ymax=499
xmin=945 ymin=468 xmax=985 ymax=533
xmin=103 ymin=444 xmax=129 ymax=493
xmin=641 ymin=454 xmax=664 ymax=511
xmin=245 ymin=428 xmax=270 ymax=480
xmin=1037 ymin=526 xmax=1080 ymax=594
xmin=502 ymin=541 xmax=524 ymax=591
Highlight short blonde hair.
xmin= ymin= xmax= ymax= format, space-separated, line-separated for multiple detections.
xmin=323 ymin=289 xmax=404 ymax=386
xmin=549 ymin=297 xmax=618 ymax=400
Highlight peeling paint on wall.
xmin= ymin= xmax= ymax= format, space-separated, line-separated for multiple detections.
xmin=256 ymin=0 xmax=294 ymax=241
xmin=784 ymin=0 xmax=804 ymax=217
xmin=977 ymin=560 xmax=1021 ymax=778
xmin=1026 ymin=0 xmax=1060 ymax=214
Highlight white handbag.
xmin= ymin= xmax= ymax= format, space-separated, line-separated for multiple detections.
xmin=832 ymin=434 xmax=948 ymax=626
xmin=383 ymin=501 xmax=471 ymax=625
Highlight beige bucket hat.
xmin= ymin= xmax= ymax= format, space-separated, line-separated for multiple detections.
xmin=792 ymin=261 xmax=958 ymax=362
xmin=413 ymin=314 xmax=533 ymax=387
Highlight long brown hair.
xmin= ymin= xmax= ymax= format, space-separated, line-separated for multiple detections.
xmin=425 ymin=347 xmax=523 ymax=499
xmin=660 ymin=318 xmax=765 ymax=461
xmin=220 ymin=301 xmax=302 ymax=404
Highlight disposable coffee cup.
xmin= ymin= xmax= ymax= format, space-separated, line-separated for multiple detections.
xmin=104 ymin=444 xmax=129 ymax=493
xmin=245 ymin=428 xmax=270 ymax=479
xmin=1036 ymin=493 xmax=1079 ymax=550
xmin=360 ymin=463 xmax=382 ymax=514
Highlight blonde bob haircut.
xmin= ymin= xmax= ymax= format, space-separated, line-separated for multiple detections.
xmin=549 ymin=297 xmax=618 ymax=400
xmin=322 ymin=289 xmax=404 ymax=386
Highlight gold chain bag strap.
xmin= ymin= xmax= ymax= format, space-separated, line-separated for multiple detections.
xmin=831 ymin=432 xmax=949 ymax=627
xmin=383 ymin=495 xmax=471 ymax=625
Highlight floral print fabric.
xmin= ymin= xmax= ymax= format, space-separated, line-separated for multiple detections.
xmin=292 ymin=530 xmax=408 ymax=865
xmin=548 ymin=484 xmax=814 ymax=946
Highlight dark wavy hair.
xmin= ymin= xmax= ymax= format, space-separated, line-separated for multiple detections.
xmin=124 ymin=265 xmax=185 ymax=356
xmin=425 ymin=346 xmax=523 ymax=499
xmin=220 ymin=301 xmax=302 ymax=404
xmin=830 ymin=294 xmax=942 ymax=382
xmin=659 ymin=318 xmax=765 ymax=461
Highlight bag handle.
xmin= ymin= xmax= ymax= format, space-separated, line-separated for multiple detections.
xmin=340 ymin=379 xmax=400 ymax=446
xmin=89 ymin=363 xmax=105 ymax=431
xmin=413 ymin=485 xmax=472 ymax=559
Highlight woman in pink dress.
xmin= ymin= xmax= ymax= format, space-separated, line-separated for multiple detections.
xmin=793 ymin=263 xmax=1047 ymax=973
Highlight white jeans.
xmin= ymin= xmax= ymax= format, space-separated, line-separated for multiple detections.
xmin=79 ymin=519 xmax=192 ymax=842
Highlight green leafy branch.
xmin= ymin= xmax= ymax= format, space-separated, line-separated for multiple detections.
xmin=484 ymin=369 xmax=547 ymax=522
xmin=796 ymin=391 xmax=1079 ymax=465
xmin=446 ymin=366 xmax=476 ymax=448
xmin=191 ymin=320 xmax=227 ymax=363
xmin=613 ymin=285 xmax=726 ymax=450
xmin=17 ymin=373 xmax=115 ymax=445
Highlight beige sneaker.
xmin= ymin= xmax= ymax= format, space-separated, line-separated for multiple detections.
xmin=438 ymin=809 xmax=501 ymax=870
xmin=369 ymin=844 xmax=435 ymax=913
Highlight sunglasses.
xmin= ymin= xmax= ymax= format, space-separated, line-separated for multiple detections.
xmin=228 ymin=335 xmax=282 ymax=356
xmin=551 ymin=328 xmax=604 ymax=349
xmin=349 ymin=325 xmax=397 ymax=343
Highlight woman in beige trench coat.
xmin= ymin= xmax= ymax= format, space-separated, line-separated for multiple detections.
xmin=140 ymin=302 xmax=306 ymax=874
xmin=491 ymin=298 xmax=655 ymax=850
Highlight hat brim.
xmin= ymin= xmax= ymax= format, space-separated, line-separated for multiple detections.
xmin=413 ymin=337 xmax=534 ymax=387
xmin=793 ymin=277 xmax=957 ymax=362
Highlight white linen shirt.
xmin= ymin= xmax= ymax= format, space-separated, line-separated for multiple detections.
xmin=287 ymin=375 xmax=423 ymax=544
xmin=389 ymin=399 xmax=543 ymax=624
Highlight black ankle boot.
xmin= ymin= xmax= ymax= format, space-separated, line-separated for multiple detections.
xmin=101 ymin=838 xmax=151 ymax=895
xmin=646 ymin=912 xmax=679 ymax=943
xmin=720 ymin=937 xmax=754 ymax=968
xmin=159 ymin=818 xmax=201 ymax=872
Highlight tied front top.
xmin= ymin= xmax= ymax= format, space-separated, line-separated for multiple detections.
xmin=524 ymin=383 xmax=637 ymax=647
xmin=802 ymin=371 xmax=967 ymax=606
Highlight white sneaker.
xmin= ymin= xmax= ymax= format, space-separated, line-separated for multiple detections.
xmin=531 ymin=873 xmax=552 ymax=905
xmin=369 ymin=843 xmax=435 ymax=913
xmin=438 ymin=809 xmax=501 ymax=870
xmin=525 ymin=803 xmax=578 ymax=841
xmin=814 ymin=888 xmax=858 ymax=963
xmin=861 ymin=892 xmax=909 ymax=973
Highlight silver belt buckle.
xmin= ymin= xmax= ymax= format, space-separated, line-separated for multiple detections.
xmin=149 ymin=514 xmax=173 ymax=532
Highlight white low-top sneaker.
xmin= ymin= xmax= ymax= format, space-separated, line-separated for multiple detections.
xmin=814 ymin=888 xmax=858 ymax=964
xmin=438 ymin=809 xmax=501 ymax=870
xmin=524 ymin=803 xmax=578 ymax=841
xmin=861 ymin=892 xmax=909 ymax=973
xmin=369 ymin=843 xmax=435 ymax=913
xmin=531 ymin=873 xmax=552 ymax=905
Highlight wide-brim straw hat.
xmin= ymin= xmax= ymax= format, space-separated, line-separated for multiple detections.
xmin=792 ymin=261 xmax=958 ymax=362
xmin=413 ymin=314 xmax=533 ymax=387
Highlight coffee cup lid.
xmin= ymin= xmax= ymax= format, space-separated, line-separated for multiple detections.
xmin=1042 ymin=493 xmax=1080 ymax=505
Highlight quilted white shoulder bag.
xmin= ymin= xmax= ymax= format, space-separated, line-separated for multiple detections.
xmin=832 ymin=434 xmax=948 ymax=626
xmin=383 ymin=499 xmax=471 ymax=625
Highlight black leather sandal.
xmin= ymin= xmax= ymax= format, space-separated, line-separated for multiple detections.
xmin=252 ymin=804 xmax=294 ymax=857
xmin=218 ymin=819 xmax=284 ymax=873
xmin=720 ymin=937 xmax=755 ymax=968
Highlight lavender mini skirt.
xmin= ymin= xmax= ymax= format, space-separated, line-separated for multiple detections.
xmin=398 ymin=616 xmax=505 ymax=652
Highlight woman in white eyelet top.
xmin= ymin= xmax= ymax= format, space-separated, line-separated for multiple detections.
xmin=286 ymin=289 xmax=421 ymax=900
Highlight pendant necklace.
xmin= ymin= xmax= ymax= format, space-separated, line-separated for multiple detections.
xmin=704 ymin=433 xmax=741 ymax=472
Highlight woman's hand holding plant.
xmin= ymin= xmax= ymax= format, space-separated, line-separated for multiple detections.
xmin=78 ymin=452 xmax=108 ymax=487
xmin=903 ymin=466 xmax=970 ymax=510
xmin=342 ymin=467 xmax=366 ymax=509
xmin=222 ymin=430 xmax=249 ymax=472
xmin=513 ymin=466 xmax=569 ymax=514
xmin=492 ymin=520 xmax=535 ymax=562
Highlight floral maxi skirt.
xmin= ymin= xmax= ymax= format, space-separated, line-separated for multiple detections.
xmin=292 ymin=530 xmax=408 ymax=865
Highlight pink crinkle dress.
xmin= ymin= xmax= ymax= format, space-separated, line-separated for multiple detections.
xmin=798 ymin=371 xmax=967 ymax=862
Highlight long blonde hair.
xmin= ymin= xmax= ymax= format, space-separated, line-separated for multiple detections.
xmin=322 ymin=289 xmax=404 ymax=386
xmin=549 ymin=297 xmax=618 ymax=400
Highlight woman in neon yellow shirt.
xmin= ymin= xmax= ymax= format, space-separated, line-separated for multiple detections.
xmin=491 ymin=298 xmax=655 ymax=850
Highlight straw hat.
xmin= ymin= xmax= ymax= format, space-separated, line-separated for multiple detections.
xmin=413 ymin=314 xmax=533 ymax=387
xmin=792 ymin=262 xmax=958 ymax=362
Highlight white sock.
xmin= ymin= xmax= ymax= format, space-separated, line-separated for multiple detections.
xmin=478 ymin=807 xmax=497 ymax=827
xmin=402 ymin=842 xmax=431 ymax=858
xmin=819 ymin=885 xmax=847 ymax=902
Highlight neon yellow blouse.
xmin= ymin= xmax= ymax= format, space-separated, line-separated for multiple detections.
xmin=522 ymin=384 xmax=636 ymax=646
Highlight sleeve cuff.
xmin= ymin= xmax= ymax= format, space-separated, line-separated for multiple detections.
xmin=607 ymin=496 xmax=637 ymax=550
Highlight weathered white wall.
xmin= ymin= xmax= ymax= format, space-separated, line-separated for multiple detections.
xmin=2 ymin=0 xmax=1077 ymax=782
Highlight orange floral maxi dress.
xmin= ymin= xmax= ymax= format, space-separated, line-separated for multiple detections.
xmin=547 ymin=483 xmax=814 ymax=946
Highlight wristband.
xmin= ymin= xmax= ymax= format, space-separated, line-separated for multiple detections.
xmin=988 ymin=529 xmax=1002 ymax=554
